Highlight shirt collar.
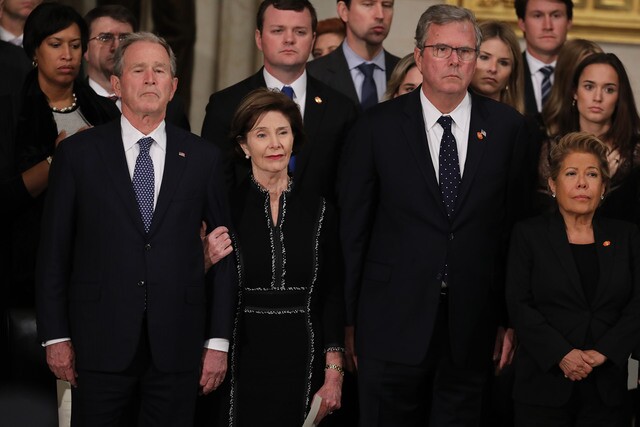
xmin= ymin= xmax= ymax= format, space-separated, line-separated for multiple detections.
xmin=0 ymin=26 xmax=20 ymax=44
xmin=262 ymin=67 xmax=307 ymax=100
xmin=420 ymin=90 xmax=472 ymax=131
xmin=525 ymin=50 xmax=557 ymax=74
xmin=342 ymin=41 xmax=386 ymax=72
xmin=121 ymin=115 xmax=166 ymax=153
xmin=88 ymin=78 xmax=114 ymax=98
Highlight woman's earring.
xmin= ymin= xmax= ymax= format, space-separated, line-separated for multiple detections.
xmin=32 ymin=59 xmax=37 ymax=68
xmin=601 ymin=194 xmax=605 ymax=200
xmin=552 ymin=193 xmax=556 ymax=198
xmin=572 ymin=99 xmax=576 ymax=107
xmin=244 ymin=154 xmax=250 ymax=159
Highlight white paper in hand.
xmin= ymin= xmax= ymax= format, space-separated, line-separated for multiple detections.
xmin=302 ymin=394 xmax=322 ymax=427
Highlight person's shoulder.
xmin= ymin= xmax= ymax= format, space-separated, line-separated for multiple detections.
xmin=307 ymin=47 xmax=344 ymax=73
xmin=472 ymin=92 xmax=524 ymax=124
xmin=596 ymin=215 xmax=639 ymax=235
xmin=210 ymin=73 xmax=261 ymax=103
xmin=307 ymin=74 xmax=357 ymax=111
xmin=513 ymin=213 xmax=550 ymax=235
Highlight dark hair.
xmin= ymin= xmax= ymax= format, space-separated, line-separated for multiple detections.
xmin=542 ymin=39 xmax=602 ymax=136
xmin=230 ymin=88 xmax=306 ymax=159
xmin=548 ymin=131 xmax=610 ymax=188
xmin=340 ymin=0 xmax=352 ymax=6
xmin=84 ymin=5 xmax=139 ymax=33
xmin=113 ymin=32 xmax=176 ymax=77
xmin=514 ymin=0 xmax=573 ymax=21
xmin=316 ymin=17 xmax=345 ymax=37
xmin=256 ymin=0 xmax=318 ymax=33
xmin=555 ymin=53 xmax=640 ymax=159
xmin=23 ymin=3 xmax=89 ymax=60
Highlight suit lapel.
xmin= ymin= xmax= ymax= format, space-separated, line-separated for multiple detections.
xmin=97 ymin=121 xmax=147 ymax=233
xmin=547 ymin=213 xmax=588 ymax=304
xmin=295 ymin=77 xmax=323 ymax=184
xmin=400 ymin=90 xmax=446 ymax=217
xmin=149 ymin=125 xmax=187 ymax=236
xmin=593 ymin=219 xmax=615 ymax=304
xmin=331 ymin=45 xmax=359 ymax=104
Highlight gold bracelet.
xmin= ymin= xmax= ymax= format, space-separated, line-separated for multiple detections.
xmin=325 ymin=364 xmax=344 ymax=376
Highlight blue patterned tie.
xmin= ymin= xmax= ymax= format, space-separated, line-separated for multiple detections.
xmin=281 ymin=86 xmax=297 ymax=173
xmin=357 ymin=63 xmax=378 ymax=110
xmin=540 ymin=65 xmax=554 ymax=107
xmin=437 ymin=116 xmax=461 ymax=218
xmin=132 ymin=137 xmax=155 ymax=233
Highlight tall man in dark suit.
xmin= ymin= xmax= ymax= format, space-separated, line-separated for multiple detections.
xmin=307 ymin=0 xmax=399 ymax=110
xmin=339 ymin=5 xmax=528 ymax=425
xmin=84 ymin=5 xmax=190 ymax=131
xmin=36 ymin=32 xmax=235 ymax=426
xmin=201 ymin=0 xmax=357 ymax=201
xmin=515 ymin=0 xmax=573 ymax=116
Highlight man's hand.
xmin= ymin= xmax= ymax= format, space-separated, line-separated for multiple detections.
xmin=344 ymin=326 xmax=357 ymax=372
xmin=200 ymin=349 xmax=228 ymax=395
xmin=559 ymin=349 xmax=593 ymax=381
xmin=493 ymin=327 xmax=516 ymax=374
xmin=46 ymin=341 xmax=78 ymax=387
xmin=202 ymin=223 xmax=233 ymax=272
xmin=583 ymin=349 xmax=607 ymax=368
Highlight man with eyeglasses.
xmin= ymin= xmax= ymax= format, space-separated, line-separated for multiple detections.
xmin=339 ymin=4 xmax=528 ymax=425
xmin=84 ymin=5 xmax=190 ymax=130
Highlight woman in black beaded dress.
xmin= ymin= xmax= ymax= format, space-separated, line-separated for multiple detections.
xmin=225 ymin=88 xmax=344 ymax=426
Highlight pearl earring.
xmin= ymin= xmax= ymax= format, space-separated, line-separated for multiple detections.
xmin=245 ymin=154 xmax=250 ymax=159
xmin=552 ymin=193 xmax=556 ymax=198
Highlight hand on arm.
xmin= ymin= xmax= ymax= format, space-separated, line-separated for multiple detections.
xmin=314 ymin=351 xmax=344 ymax=424
xmin=202 ymin=223 xmax=233 ymax=272
xmin=46 ymin=341 xmax=77 ymax=387
xmin=199 ymin=348 xmax=228 ymax=395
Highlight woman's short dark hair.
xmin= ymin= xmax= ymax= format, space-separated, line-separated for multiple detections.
xmin=230 ymin=88 xmax=306 ymax=160
xmin=548 ymin=131 xmax=610 ymax=188
xmin=23 ymin=3 xmax=89 ymax=60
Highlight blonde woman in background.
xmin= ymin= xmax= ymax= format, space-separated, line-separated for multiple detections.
xmin=381 ymin=53 xmax=422 ymax=101
xmin=471 ymin=21 xmax=524 ymax=114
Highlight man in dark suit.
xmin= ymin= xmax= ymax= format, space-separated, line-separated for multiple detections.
xmin=36 ymin=32 xmax=235 ymax=426
xmin=307 ymin=0 xmax=399 ymax=110
xmin=201 ymin=0 xmax=357 ymax=201
xmin=84 ymin=5 xmax=190 ymax=131
xmin=339 ymin=5 xmax=528 ymax=425
xmin=515 ymin=0 xmax=573 ymax=116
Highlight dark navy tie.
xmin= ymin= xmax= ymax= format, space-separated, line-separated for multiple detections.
xmin=133 ymin=137 xmax=155 ymax=233
xmin=357 ymin=63 xmax=378 ymax=110
xmin=437 ymin=116 xmax=461 ymax=218
xmin=281 ymin=86 xmax=297 ymax=173
xmin=540 ymin=65 xmax=554 ymax=107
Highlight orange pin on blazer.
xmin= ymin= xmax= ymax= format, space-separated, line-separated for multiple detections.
xmin=315 ymin=96 xmax=323 ymax=104
xmin=603 ymin=240 xmax=611 ymax=247
xmin=477 ymin=129 xmax=486 ymax=140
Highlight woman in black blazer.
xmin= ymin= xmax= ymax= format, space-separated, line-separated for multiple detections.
xmin=507 ymin=132 xmax=640 ymax=427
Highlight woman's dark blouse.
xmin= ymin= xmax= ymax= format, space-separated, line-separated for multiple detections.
xmin=227 ymin=176 xmax=344 ymax=426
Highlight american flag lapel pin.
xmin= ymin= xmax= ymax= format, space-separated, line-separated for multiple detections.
xmin=178 ymin=151 xmax=186 ymax=158
xmin=476 ymin=129 xmax=486 ymax=140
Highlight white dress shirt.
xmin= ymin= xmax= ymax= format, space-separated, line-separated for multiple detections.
xmin=525 ymin=51 xmax=557 ymax=113
xmin=263 ymin=68 xmax=307 ymax=118
xmin=46 ymin=116 xmax=228 ymax=352
xmin=420 ymin=90 xmax=472 ymax=181
xmin=0 ymin=25 xmax=21 ymax=46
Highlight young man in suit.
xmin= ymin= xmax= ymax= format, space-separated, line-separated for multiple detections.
xmin=84 ymin=5 xmax=190 ymax=131
xmin=307 ymin=0 xmax=399 ymax=110
xmin=339 ymin=4 xmax=528 ymax=425
xmin=515 ymin=0 xmax=573 ymax=115
xmin=0 ymin=0 xmax=41 ymax=46
xmin=200 ymin=0 xmax=357 ymax=202
xmin=36 ymin=32 xmax=235 ymax=426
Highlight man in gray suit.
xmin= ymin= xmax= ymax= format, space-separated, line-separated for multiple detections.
xmin=307 ymin=0 xmax=399 ymax=110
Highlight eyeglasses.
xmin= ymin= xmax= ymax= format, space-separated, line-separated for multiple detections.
xmin=89 ymin=33 xmax=130 ymax=44
xmin=422 ymin=44 xmax=478 ymax=62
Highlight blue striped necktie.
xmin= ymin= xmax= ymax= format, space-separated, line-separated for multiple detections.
xmin=540 ymin=65 xmax=554 ymax=107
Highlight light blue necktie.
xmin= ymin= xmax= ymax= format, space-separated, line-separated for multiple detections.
xmin=132 ymin=137 xmax=155 ymax=233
